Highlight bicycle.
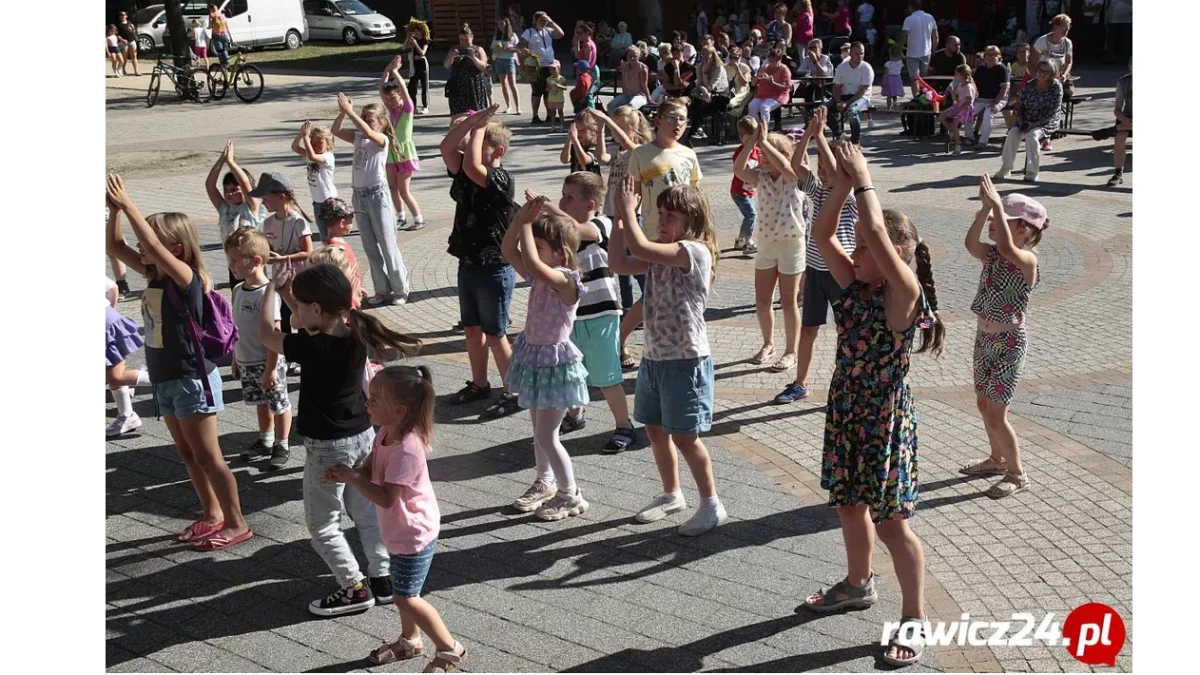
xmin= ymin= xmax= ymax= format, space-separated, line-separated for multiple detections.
xmin=208 ymin=45 xmax=264 ymax=103
xmin=146 ymin=52 xmax=212 ymax=108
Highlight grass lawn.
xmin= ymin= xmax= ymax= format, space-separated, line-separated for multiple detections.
xmin=241 ymin=41 xmax=404 ymax=73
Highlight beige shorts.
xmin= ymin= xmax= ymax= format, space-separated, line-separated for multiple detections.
xmin=754 ymin=237 xmax=807 ymax=276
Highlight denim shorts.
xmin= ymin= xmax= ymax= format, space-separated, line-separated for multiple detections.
xmin=634 ymin=356 xmax=714 ymax=435
xmin=494 ymin=58 xmax=516 ymax=75
xmin=154 ymin=364 xmax=224 ymax=418
xmin=390 ymin=539 xmax=437 ymax=598
xmin=458 ymin=264 xmax=515 ymax=336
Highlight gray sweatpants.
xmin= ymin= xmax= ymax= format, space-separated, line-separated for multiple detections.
xmin=352 ymin=184 xmax=409 ymax=298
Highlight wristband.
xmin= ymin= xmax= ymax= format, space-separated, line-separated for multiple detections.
xmin=853 ymin=186 xmax=875 ymax=196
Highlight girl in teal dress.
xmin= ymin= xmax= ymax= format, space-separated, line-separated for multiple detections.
xmin=379 ymin=56 xmax=425 ymax=231
xmin=797 ymin=135 xmax=946 ymax=668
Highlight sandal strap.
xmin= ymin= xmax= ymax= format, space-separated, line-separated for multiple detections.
xmin=889 ymin=617 xmax=927 ymax=650
xmin=817 ymin=576 xmax=874 ymax=604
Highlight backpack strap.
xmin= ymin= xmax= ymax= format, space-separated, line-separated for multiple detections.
xmin=165 ymin=281 xmax=216 ymax=407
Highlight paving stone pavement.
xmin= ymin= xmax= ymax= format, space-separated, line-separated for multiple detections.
xmin=105 ymin=63 xmax=1133 ymax=673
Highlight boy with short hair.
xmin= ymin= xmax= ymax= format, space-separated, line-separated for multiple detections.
xmin=224 ymin=228 xmax=292 ymax=468
xmin=439 ymin=104 xmax=522 ymax=418
xmin=555 ymin=171 xmax=639 ymax=452
xmin=731 ymin=116 xmax=762 ymax=255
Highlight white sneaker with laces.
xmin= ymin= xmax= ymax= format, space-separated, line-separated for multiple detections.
xmin=513 ymin=479 xmax=557 ymax=512
xmin=106 ymin=413 xmax=142 ymax=438
xmin=635 ymin=493 xmax=687 ymax=523
xmin=678 ymin=501 xmax=727 ymax=536
xmin=535 ymin=490 xmax=589 ymax=521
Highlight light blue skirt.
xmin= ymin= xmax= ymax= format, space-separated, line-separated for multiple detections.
xmin=508 ymin=360 xmax=590 ymax=410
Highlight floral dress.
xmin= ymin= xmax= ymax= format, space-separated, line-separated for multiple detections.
xmin=821 ymin=281 xmax=937 ymax=523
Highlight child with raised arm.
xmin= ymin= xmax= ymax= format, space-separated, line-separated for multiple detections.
xmin=205 ymin=140 xmax=265 ymax=288
xmin=225 ymin=228 xmax=293 ymax=469
xmin=328 ymin=367 xmax=468 ymax=670
xmin=257 ymin=263 xmax=421 ymax=617
xmin=798 ymin=142 xmax=945 ymax=668
xmin=379 ymin=56 xmax=425 ymax=231
xmin=500 ymin=196 xmax=591 ymax=520
xmin=106 ymin=174 xmax=252 ymax=551
xmin=733 ymin=119 xmax=809 ymax=374
xmin=291 ymin=120 xmax=337 ymax=241
xmin=610 ymin=178 xmax=725 ymax=536
xmin=252 ymin=172 xmax=314 ymax=345
xmin=558 ymin=113 xmax=604 ymax=176
xmin=731 ymin=116 xmax=763 ymax=255
xmin=959 ymin=177 xmax=1047 ymax=499
xmin=332 ymin=92 xmax=410 ymax=306
xmin=554 ymin=171 xmax=639 ymax=452
xmin=439 ymin=105 xmax=522 ymax=419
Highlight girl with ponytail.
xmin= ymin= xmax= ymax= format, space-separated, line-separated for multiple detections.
xmin=256 ymin=263 xmax=421 ymax=618
xmin=797 ymin=141 xmax=941 ymax=668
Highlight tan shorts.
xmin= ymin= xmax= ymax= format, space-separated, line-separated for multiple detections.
xmin=754 ymin=237 xmax=807 ymax=276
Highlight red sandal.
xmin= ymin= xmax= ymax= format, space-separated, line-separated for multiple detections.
xmin=176 ymin=519 xmax=223 ymax=543
xmin=192 ymin=529 xmax=254 ymax=551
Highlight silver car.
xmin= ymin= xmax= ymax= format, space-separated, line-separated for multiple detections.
xmin=302 ymin=0 xmax=395 ymax=45
xmin=134 ymin=3 xmax=211 ymax=52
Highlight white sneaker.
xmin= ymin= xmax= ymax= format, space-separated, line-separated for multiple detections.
xmin=106 ymin=413 xmax=142 ymax=438
xmin=678 ymin=501 xmax=728 ymax=536
xmin=693 ymin=128 xmax=707 ymax=139
xmin=953 ymin=145 xmax=962 ymax=155
xmin=734 ymin=236 xmax=746 ymax=250
xmin=635 ymin=493 xmax=687 ymax=523
xmin=867 ymin=119 xmax=876 ymax=129
xmin=535 ymin=489 xmax=589 ymax=521
xmin=418 ymin=107 xmax=428 ymax=115
xmin=513 ymin=479 xmax=557 ymax=512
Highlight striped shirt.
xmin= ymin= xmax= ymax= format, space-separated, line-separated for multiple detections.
xmin=801 ymin=173 xmax=857 ymax=271
xmin=576 ymin=215 xmax=621 ymax=319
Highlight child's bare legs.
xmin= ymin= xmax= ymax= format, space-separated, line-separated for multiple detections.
xmin=176 ymin=412 xmax=249 ymax=539
xmin=599 ymin=384 xmax=631 ymax=425
xmin=486 ymin=333 xmax=513 ymax=392
xmin=163 ymin=414 xmax=223 ymax=530
xmin=395 ymin=171 xmax=422 ymax=223
xmin=619 ymin=301 xmax=643 ymax=359
xmin=505 ymin=73 xmax=521 ymax=113
xmin=877 ymin=517 xmax=927 ymax=661
xmin=793 ymin=324 xmax=821 ymax=387
xmin=753 ymin=267 xmax=778 ymax=360
xmin=500 ymin=73 xmax=513 ymax=110
xmin=109 ymin=52 xmax=121 ymax=76
xmin=806 ymin=504 xmax=875 ymax=608
xmin=275 ymin=409 xmax=293 ymax=444
xmin=672 ymin=433 xmax=716 ymax=499
xmin=644 ymin=425 xmax=681 ymax=493
xmin=394 ymin=596 xmax=460 ymax=652
xmin=976 ymin=394 xmax=1023 ymax=473
xmin=256 ymin=405 xmax=275 ymax=437
xmin=106 ymin=361 xmax=142 ymax=389
xmin=775 ymin=272 xmax=802 ymax=367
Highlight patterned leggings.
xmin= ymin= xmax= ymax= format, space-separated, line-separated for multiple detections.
xmin=973 ymin=327 xmax=1027 ymax=404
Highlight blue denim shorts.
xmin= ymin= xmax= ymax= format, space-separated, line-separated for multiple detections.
xmin=458 ymin=264 xmax=515 ymax=336
xmin=154 ymin=364 xmax=224 ymax=418
xmin=494 ymin=58 xmax=516 ymax=75
xmin=633 ymin=356 xmax=714 ymax=435
xmin=390 ymin=539 xmax=437 ymax=598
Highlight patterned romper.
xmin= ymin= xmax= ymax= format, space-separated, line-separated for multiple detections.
xmin=822 ymin=281 xmax=937 ymax=523
xmin=971 ymin=245 xmax=1038 ymax=404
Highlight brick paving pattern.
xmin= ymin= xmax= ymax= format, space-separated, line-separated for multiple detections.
xmin=105 ymin=61 xmax=1132 ymax=673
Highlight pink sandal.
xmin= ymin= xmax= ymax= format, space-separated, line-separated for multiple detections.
xmin=176 ymin=519 xmax=223 ymax=543
xmin=192 ymin=529 xmax=254 ymax=551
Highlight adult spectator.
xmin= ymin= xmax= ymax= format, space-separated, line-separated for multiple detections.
xmin=639 ymin=39 xmax=661 ymax=74
xmin=696 ymin=4 xmax=710 ymax=42
xmin=798 ymin=38 xmax=835 ymax=102
xmin=687 ymin=45 xmax=732 ymax=142
xmin=443 ymin=24 xmax=491 ymax=122
xmin=857 ymin=0 xmax=876 ymax=36
xmin=900 ymin=0 xmax=938 ymax=97
xmin=662 ymin=46 xmax=694 ymax=98
xmin=1032 ymin=14 xmax=1074 ymax=91
xmin=1106 ymin=0 xmax=1132 ymax=63
xmin=208 ymin=3 xmax=233 ymax=67
xmin=995 ymin=59 xmax=1062 ymax=184
xmin=1107 ymin=58 xmax=1132 ymax=187
xmin=826 ymin=42 xmax=874 ymax=144
xmin=930 ymin=35 xmax=966 ymax=76
xmin=794 ymin=1 xmax=816 ymax=54
xmin=765 ymin=4 xmax=794 ymax=52
xmin=969 ymin=45 xmax=1010 ymax=149
xmin=727 ymin=44 xmax=755 ymax=114
xmin=115 ymin=10 xmax=141 ymax=76
xmin=610 ymin=21 xmax=634 ymax=68
xmin=955 ymin=0 xmax=978 ymax=52
xmin=611 ymin=46 xmax=650 ymax=111
xmin=520 ymin=11 xmax=566 ymax=125
xmin=507 ymin=4 xmax=524 ymax=36
xmin=673 ymin=30 xmax=698 ymax=65
xmin=829 ymin=0 xmax=853 ymax=40
xmin=747 ymin=29 xmax=766 ymax=67
xmin=715 ymin=32 xmax=733 ymax=61
xmin=748 ymin=42 xmax=792 ymax=123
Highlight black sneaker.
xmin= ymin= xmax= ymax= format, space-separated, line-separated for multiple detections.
xmin=531 ymin=115 xmax=545 ymax=124
xmin=308 ymin=581 xmax=375 ymax=616
xmin=268 ymin=443 xmax=290 ymax=470
xmin=560 ymin=410 xmax=587 ymax=434
xmin=482 ymin=392 xmax=522 ymax=419
xmin=1106 ymin=171 xmax=1124 ymax=187
xmin=241 ymin=439 xmax=271 ymax=462
xmin=452 ymin=321 xmax=465 ymax=333
xmin=369 ymin=575 xmax=394 ymax=604
xmin=451 ymin=381 xmax=492 ymax=405
xmin=603 ymin=425 xmax=638 ymax=454
xmin=116 ymin=279 xmax=131 ymax=296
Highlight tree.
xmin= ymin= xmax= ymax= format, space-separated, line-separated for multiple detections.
xmin=163 ymin=0 xmax=190 ymax=64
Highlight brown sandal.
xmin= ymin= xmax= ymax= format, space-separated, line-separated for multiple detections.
xmin=369 ymin=637 xmax=425 ymax=665
xmin=423 ymin=643 xmax=467 ymax=673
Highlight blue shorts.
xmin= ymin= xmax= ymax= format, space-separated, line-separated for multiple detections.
xmin=494 ymin=58 xmax=516 ymax=75
xmin=154 ymin=364 xmax=224 ymax=418
xmin=633 ymin=356 xmax=714 ymax=435
xmin=571 ymin=314 xmax=623 ymax=387
xmin=390 ymin=539 xmax=437 ymax=598
xmin=458 ymin=264 xmax=515 ymax=336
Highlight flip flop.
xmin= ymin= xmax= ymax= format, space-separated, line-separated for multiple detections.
xmin=620 ymin=349 xmax=637 ymax=370
xmin=176 ymin=519 xmax=223 ymax=543
xmin=192 ymin=529 xmax=254 ymax=551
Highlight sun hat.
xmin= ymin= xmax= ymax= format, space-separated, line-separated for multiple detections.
xmin=1001 ymin=193 xmax=1048 ymax=230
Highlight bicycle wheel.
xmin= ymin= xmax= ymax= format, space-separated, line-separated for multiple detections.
xmin=188 ymin=67 xmax=213 ymax=103
xmin=208 ymin=64 xmax=229 ymax=100
xmin=146 ymin=72 xmax=161 ymax=108
xmin=233 ymin=64 xmax=264 ymax=103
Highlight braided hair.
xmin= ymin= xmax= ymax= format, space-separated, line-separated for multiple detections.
xmin=883 ymin=209 xmax=945 ymax=357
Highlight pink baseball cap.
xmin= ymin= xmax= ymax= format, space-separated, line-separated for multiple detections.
xmin=550 ymin=59 xmax=562 ymax=69
xmin=1001 ymin=193 xmax=1048 ymax=230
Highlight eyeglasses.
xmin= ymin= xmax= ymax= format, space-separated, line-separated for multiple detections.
xmin=660 ymin=114 xmax=687 ymax=125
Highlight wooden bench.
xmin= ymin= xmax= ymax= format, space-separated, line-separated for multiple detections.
xmin=1061 ymin=94 xmax=1092 ymax=130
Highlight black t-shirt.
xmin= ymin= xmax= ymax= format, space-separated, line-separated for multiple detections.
xmin=116 ymin=20 xmax=137 ymax=43
xmin=283 ymin=331 xmax=370 ymax=440
xmin=642 ymin=52 xmax=660 ymax=73
xmin=447 ymin=166 xmax=517 ymax=267
xmin=930 ymin=49 xmax=966 ymax=77
xmin=569 ymin=143 xmax=602 ymax=176
xmin=142 ymin=267 xmax=205 ymax=382
xmin=974 ymin=64 xmax=1011 ymax=100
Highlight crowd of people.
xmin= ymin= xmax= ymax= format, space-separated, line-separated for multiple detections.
xmin=104 ymin=2 xmax=1128 ymax=670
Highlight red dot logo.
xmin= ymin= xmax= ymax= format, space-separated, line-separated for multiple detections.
xmin=1062 ymin=603 xmax=1126 ymax=666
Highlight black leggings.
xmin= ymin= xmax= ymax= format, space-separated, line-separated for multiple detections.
xmin=280 ymin=302 xmax=292 ymax=335
xmin=407 ymin=57 xmax=429 ymax=109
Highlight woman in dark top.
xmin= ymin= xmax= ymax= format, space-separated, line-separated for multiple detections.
xmin=995 ymin=60 xmax=1063 ymax=184
xmin=403 ymin=20 xmax=431 ymax=113
xmin=116 ymin=10 xmax=141 ymax=76
xmin=444 ymin=24 xmax=492 ymax=122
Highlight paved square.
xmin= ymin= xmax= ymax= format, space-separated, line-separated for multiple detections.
xmin=106 ymin=59 xmax=1132 ymax=673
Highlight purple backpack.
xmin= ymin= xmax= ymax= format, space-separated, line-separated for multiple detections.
xmin=167 ymin=282 xmax=239 ymax=405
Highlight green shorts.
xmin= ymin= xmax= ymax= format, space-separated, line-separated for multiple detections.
xmin=570 ymin=314 xmax=622 ymax=388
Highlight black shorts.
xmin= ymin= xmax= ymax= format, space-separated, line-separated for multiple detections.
xmin=532 ymin=66 xmax=552 ymax=97
xmin=801 ymin=268 xmax=846 ymax=327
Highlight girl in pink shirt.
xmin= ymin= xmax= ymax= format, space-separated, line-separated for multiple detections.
xmin=328 ymin=366 xmax=467 ymax=671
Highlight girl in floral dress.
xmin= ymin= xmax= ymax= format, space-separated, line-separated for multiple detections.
xmin=940 ymin=64 xmax=977 ymax=156
xmin=798 ymin=142 xmax=945 ymax=668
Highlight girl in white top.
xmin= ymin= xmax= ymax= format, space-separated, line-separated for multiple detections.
xmin=331 ymin=92 xmax=410 ymax=305
xmin=733 ymin=123 xmax=810 ymax=373
xmin=253 ymin=172 xmax=314 ymax=336
xmin=106 ymin=26 xmax=124 ymax=77
xmin=205 ymin=140 xmax=266 ymax=287
xmin=291 ymin=120 xmax=337 ymax=241
xmin=190 ymin=18 xmax=210 ymax=68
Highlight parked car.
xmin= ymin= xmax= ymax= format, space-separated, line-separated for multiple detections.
xmin=162 ymin=0 xmax=309 ymax=51
xmin=303 ymin=0 xmax=395 ymax=45
xmin=134 ymin=4 xmax=207 ymax=53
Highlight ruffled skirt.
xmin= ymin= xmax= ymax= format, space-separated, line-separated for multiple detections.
xmin=106 ymin=305 xmax=144 ymax=367
xmin=508 ymin=335 xmax=589 ymax=409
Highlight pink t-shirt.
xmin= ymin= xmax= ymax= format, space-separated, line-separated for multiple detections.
xmin=576 ymin=38 xmax=597 ymax=69
xmin=835 ymin=7 xmax=853 ymax=34
xmin=754 ymin=62 xmax=793 ymax=103
xmin=370 ymin=429 xmax=440 ymax=555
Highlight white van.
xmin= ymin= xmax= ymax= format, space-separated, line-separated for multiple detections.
xmin=162 ymin=0 xmax=309 ymax=51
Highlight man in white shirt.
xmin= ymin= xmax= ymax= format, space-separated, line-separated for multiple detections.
xmin=900 ymin=0 xmax=938 ymax=98
xmin=519 ymin=11 xmax=566 ymax=125
xmin=826 ymin=42 xmax=875 ymax=144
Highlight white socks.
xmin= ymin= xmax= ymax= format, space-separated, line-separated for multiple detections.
xmin=135 ymin=367 xmax=151 ymax=387
xmin=700 ymin=496 xmax=721 ymax=509
xmin=111 ymin=387 xmax=134 ymax=417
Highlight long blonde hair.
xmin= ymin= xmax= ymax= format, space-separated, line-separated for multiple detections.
xmin=146 ymin=212 xmax=212 ymax=292
xmin=656 ymin=185 xmax=718 ymax=284
xmin=611 ymin=105 xmax=652 ymax=144
xmin=362 ymin=102 xmax=402 ymax=160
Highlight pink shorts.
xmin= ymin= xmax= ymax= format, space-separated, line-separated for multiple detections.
xmin=193 ymin=46 xmax=208 ymax=58
xmin=386 ymin=159 xmax=421 ymax=175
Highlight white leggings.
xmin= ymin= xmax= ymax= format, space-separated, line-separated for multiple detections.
xmin=747 ymin=97 xmax=782 ymax=122
xmin=530 ymin=407 xmax=577 ymax=494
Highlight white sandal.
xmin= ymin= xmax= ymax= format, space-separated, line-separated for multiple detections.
xmin=881 ymin=617 xmax=925 ymax=666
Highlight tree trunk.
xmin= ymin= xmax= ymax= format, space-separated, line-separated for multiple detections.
xmin=163 ymin=0 xmax=189 ymax=67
